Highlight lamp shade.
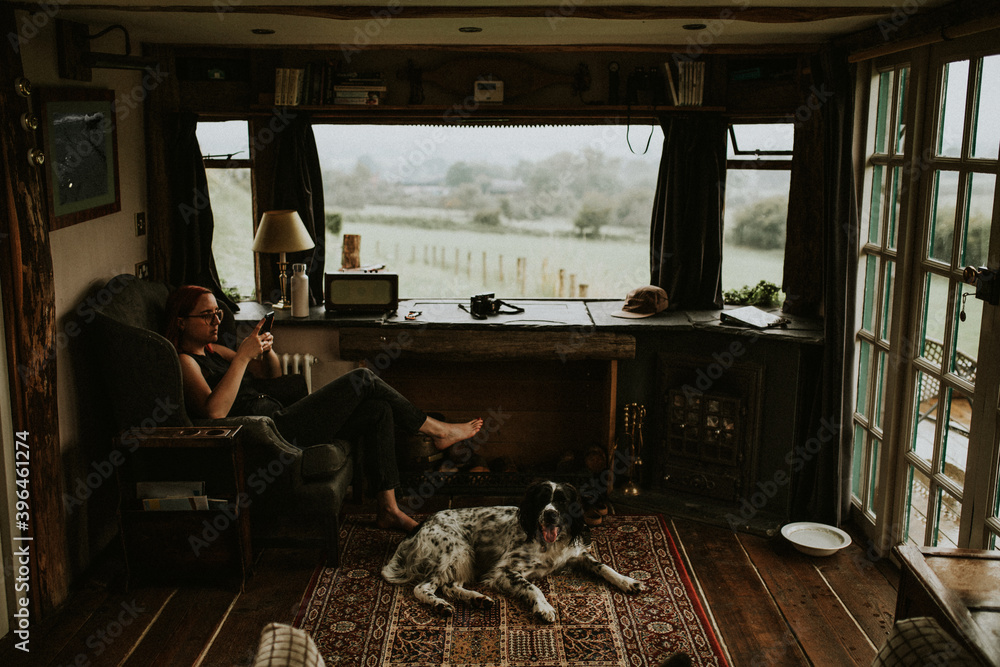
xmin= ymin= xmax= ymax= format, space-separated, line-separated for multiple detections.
xmin=252 ymin=210 xmax=315 ymax=253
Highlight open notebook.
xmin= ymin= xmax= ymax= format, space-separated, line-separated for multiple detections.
xmin=720 ymin=305 xmax=790 ymax=329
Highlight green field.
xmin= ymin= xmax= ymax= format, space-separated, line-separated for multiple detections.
xmin=337 ymin=215 xmax=786 ymax=300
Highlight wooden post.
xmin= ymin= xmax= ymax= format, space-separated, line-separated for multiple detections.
xmin=467 ymin=251 xmax=472 ymax=278
xmin=341 ymin=234 xmax=361 ymax=269
xmin=569 ymin=273 xmax=577 ymax=297
xmin=518 ymin=258 xmax=527 ymax=295
xmin=1 ymin=4 xmax=70 ymax=612
xmin=424 ymin=245 xmax=429 ymax=264
xmin=558 ymin=269 xmax=565 ymax=297
xmin=579 ymin=284 xmax=589 ymax=297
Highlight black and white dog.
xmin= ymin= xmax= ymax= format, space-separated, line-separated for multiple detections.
xmin=382 ymin=481 xmax=646 ymax=622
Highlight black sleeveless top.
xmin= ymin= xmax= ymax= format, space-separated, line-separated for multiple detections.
xmin=184 ymin=349 xmax=283 ymax=418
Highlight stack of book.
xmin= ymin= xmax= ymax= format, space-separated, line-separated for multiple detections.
xmin=331 ymin=71 xmax=386 ymax=106
xmin=137 ymin=480 xmax=228 ymax=511
xmin=274 ymin=67 xmax=305 ymax=106
xmin=664 ymin=60 xmax=706 ymax=107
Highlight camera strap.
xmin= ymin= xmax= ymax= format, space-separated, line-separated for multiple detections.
xmin=458 ymin=303 xmax=487 ymax=319
xmin=494 ymin=299 xmax=525 ymax=314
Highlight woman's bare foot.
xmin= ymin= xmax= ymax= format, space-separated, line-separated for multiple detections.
xmin=421 ymin=417 xmax=484 ymax=450
xmin=377 ymin=506 xmax=418 ymax=532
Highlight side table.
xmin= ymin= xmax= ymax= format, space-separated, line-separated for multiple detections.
xmin=115 ymin=426 xmax=252 ymax=589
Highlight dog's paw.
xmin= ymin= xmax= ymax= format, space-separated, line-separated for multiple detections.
xmin=533 ymin=601 xmax=556 ymax=623
xmin=471 ymin=596 xmax=495 ymax=609
xmin=618 ymin=577 xmax=646 ymax=593
xmin=433 ymin=601 xmax=455 ymax=617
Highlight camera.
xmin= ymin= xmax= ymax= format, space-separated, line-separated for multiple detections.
xmin=470 ymin=293 xmax=501 ymax=319
xmin=464 ymin=293 xmax=525 ymax=320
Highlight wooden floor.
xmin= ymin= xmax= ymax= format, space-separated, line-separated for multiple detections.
xmin=1 ymin=502 xmax=898 ymax=667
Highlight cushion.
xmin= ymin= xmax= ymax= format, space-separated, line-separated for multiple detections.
xmin=253 ymin=622 xmax=325 ymax=667
xmin=301 ymin=443 xmax=350 ymax=480
xmin=872 ymin=617 xmax=979 ymax=666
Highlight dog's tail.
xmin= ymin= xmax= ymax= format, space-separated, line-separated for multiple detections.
xmin=381 ymin=549 xmax=409 ymax=584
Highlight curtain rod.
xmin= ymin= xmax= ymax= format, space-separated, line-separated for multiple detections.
xmin=849 ymin=14 xmax=1000 ymax=63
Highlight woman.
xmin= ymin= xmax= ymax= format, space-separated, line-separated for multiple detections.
xmin=165 ymin=285 xmax=482 ymax=532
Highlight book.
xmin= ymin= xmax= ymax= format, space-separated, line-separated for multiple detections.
xmin=136 ymin=480 xmax=205 ymax=499
xmin=142 ymin=495 xmax=210 ymax=511
xmin=334 ymin=95 xmax=380 ymax=105
xmin=720 ymin=306 xmax=790 ymax=329
xmin=333 ymin=84 xmax=387 ymax=92
xmin=663 ymin=61 xmax=679 ymax=106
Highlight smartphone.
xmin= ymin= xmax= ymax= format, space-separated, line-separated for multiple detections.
xmin=260 ymin=311 xmax=275 ymax=334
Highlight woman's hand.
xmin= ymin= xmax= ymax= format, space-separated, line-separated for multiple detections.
xmin=236 ymin=318 xmax=268 ymax=361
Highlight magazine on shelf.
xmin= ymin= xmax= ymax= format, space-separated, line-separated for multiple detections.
xmin=136 ymin=480 xmax=205 ymax=499
xmin=142 ymin=495 xmax=210 ymax=511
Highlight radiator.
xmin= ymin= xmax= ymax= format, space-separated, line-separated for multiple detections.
xmin=280 ymin=352 xmax=318 ymax=394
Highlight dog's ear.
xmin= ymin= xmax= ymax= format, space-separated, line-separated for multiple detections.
xmin=518 ymin=482 xmax=548 ymax=537
xmin=563 ymin=484 xmax=586 ymax=538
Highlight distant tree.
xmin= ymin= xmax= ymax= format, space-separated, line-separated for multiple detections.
xmin=473 ymin=210 xmax=501 ymax=226
xmin=728 ymin=196 xmax=787 ymax=250
xmin=325 ymin=212 xmax=343 ymax=236
xmin=574 ymin=200 xmax=611 ymax=237
xmin=445 ymin=161 xmax=476 ymax=187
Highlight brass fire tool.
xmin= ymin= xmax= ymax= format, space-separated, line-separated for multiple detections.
xmin=622 ymin=403 xmax=646 ymax=496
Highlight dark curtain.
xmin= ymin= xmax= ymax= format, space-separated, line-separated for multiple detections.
xmin=166 ymin=111 xmax=237 ymax=310
xmin=785 ymin=49 xmax=859 ymax=525
xmin=268 ymin=115 xmax=327 ymax=306
xmin=649 ymin=115 xmax=728 ymax=309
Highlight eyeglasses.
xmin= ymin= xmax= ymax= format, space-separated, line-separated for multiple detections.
xmin=184 ymin=309 xmax=224 ymax=324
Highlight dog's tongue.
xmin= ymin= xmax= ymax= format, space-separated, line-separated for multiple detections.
xmin=541 ymin=525 xmax=560 ymax=543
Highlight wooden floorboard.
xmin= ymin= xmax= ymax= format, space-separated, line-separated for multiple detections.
xmin=45 ymin=585 xmax=177 ymax=667
xmin=198 ymin=548 xmax=326 ymax=667
xmin=123 ymin=586 xmax=238 ymax=666
xmin=671 ymin=517 xmax=809 ymax=666
xmin=738 ymin=532 xmax=878 ymax=666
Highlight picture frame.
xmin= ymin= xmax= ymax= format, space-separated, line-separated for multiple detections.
xmin=38 ymin=87 xmax=121 ymax=231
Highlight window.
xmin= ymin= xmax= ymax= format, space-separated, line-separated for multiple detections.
xmin=313 ymin=124 xmax=663 ymax=299
xmin=723 ymin=123 xmax=793 ymax=295
xmin=854 ymin=64 xmax=910 ymax=522
xmin=197 ymin=120 xmax=255 ymax=300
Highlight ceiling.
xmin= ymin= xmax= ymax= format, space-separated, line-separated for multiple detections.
xmin=12 ymin=1 xmax=958 ymax=51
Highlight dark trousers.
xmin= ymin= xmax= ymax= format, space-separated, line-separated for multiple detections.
xmin=273 ymin=368 xmax=426 ymax=491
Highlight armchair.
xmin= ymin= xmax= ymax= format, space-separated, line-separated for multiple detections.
xmin=85 ymin=274 xmax=353 ymax=564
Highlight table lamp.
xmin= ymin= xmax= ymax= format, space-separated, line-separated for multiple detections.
xmin=252 ymin=209 xmax=315 ymax=309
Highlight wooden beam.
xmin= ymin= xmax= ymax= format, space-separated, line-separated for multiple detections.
xmin=8 ymin=4 xmax=900 ymax=24
xmin=0 ymin=6 xmax=70 ymax=614
xmin=838 ymin=0 xmax=1000 ymax=61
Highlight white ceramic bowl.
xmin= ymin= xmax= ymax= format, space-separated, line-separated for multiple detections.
xmin=781 ymin=522 xmax=852 ymax=556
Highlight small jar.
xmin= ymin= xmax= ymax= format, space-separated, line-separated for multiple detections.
xmin=290 ymin=263 xmax=309 ymax=317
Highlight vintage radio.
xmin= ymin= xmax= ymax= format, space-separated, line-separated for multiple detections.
xmin=324 ymin=272 xmax=399 ymax=313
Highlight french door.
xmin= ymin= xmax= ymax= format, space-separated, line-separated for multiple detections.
xmin=853 ymin=37 xmax=1000 ymax=552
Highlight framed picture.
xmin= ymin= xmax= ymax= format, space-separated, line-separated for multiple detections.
xmin=38 ymin=88 xmax=121 ymax=231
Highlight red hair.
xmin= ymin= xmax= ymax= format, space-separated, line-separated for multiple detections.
xmin=164 ymin=285 xmax=213 ymax=350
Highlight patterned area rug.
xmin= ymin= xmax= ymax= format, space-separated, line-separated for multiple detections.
xmin=294 ymin=514 xmax=729 ymax=666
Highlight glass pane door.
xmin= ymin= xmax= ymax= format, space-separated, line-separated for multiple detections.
xmin=902 ymin=56 xmax=999 ymax=548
